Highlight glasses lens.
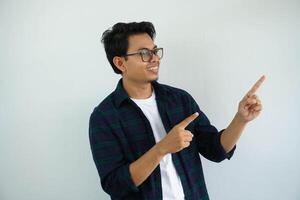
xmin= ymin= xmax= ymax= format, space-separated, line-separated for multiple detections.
xmin=141 ymin=49 xmax=151 ymax=62
xmin=155 ymin=48 xmax=163 ymax=59
xmin=140 ymin=48 xmax=163 ymax=62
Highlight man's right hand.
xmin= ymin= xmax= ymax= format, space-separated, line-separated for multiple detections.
xmin=156 ymin=112 xmax=199 ymax=156
xmin=129 ymin=112 xmax=200 ymax=186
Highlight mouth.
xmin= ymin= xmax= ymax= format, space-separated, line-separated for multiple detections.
xmin=147 ymin=66 xmax=159 ymax=73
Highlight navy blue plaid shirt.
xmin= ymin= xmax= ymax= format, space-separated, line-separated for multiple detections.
xmin=89 ymin=78 xmax=236 ymax=200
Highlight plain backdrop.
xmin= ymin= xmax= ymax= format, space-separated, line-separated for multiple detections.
xmin=1 ymin=0 xmax=300 ymax=199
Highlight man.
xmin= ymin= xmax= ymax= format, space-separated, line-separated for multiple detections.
xmin=89 ymin=21 xmax=265 ymax=200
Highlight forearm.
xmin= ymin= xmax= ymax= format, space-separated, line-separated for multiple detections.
xmin=220 ymin=113 xmax=248 ymax=153
xmin=129 ymin=144 xmax=165 ymax=187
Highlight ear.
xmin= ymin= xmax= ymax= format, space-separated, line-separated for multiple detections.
xmin=113 ymin=56 xmax=126 ymax=73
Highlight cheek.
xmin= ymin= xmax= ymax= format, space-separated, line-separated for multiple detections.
xmin=127 ymin=62 xmax=147 ymax=74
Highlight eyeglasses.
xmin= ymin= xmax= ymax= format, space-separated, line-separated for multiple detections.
xmin=124 ymin=47 xmax=163 ymax=62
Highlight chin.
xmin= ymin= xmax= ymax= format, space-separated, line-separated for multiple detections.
xmin=149 ymin=75 xmax=159 ymax=82
xmin=142 ymin=77 xmax=158 ymax=84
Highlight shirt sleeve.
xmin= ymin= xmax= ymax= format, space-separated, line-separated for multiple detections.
xmin=89 ymin=109 xmax=139 ymax=198
xmin=186 ymin=92 xmax=236 ymax=162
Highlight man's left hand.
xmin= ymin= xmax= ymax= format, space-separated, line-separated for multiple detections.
xmin=237 ymin=75 xmax=266 ymax=123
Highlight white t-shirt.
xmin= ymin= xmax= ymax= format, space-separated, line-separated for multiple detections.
xmin=131 ymin=89 xmax=185 ymax=200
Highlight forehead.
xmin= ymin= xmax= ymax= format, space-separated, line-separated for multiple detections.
xmin=127 ymin=33 xmax=155 ymax=51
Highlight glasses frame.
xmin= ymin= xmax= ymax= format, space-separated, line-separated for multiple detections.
xmin=124 ymin=47 xmax=163 ymax=62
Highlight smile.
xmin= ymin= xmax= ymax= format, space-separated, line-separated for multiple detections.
xmin=147 ymin=66 xmax=159 ymax=71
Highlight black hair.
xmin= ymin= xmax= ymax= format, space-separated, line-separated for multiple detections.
xmin=101 ymin=21 xmax=156 ymax=74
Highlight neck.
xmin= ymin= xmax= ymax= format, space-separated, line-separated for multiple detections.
xmin=122 ymin=78 xmax=153 ymax=99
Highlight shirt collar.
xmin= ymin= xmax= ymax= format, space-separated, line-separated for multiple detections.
xmin=113 ymin=78 xmax=167 ymax=108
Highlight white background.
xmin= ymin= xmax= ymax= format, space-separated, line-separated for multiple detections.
xmin=1 ymin=0 xmax=299 ymax=199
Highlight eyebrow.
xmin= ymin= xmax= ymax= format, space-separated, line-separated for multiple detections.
xmin=137 ymin=45 xmax=157 ymax=51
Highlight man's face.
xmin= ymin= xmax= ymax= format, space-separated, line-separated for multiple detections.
xmin=122 ymin=33 xmax=160 ymax=84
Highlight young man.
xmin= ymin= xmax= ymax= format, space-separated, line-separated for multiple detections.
xmin=89 ymin=21 xmax=265 ymax=200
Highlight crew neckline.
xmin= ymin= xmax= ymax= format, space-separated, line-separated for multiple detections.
xmin=130 ymin=88 xmax=156 ymax=103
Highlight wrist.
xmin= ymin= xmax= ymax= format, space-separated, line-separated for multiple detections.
xmin=234 ymin=112 xmax=248 ymax=125
xmin=155 ymin=142 xmax=167 ymax=157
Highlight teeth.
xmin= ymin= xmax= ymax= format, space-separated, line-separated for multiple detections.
xmin=148 ymin=66 xmax=158 ymax=70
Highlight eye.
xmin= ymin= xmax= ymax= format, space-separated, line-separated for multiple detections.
xmin=140 ymin=49 xmax=151 ymax=56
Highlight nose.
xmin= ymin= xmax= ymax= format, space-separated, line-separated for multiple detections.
xmin=150 ymin=53 xmax=160 ymax=62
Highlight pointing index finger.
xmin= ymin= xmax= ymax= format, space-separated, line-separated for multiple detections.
xmin=246 ymin=75 xmax=266 ymax=97
xmin=179 ymin=112 xmax=199 ymax=129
